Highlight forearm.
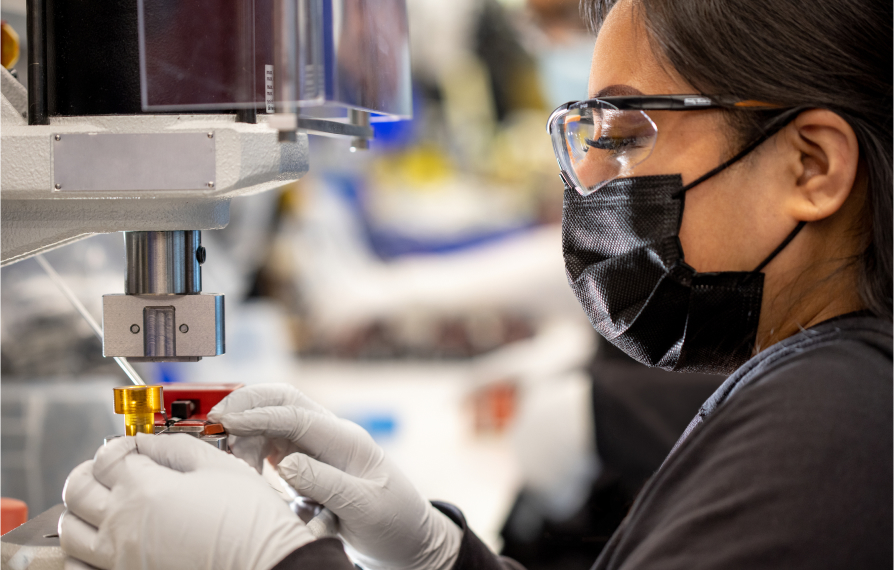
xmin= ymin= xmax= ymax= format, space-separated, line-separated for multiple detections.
xmin=432 ymin=502 xmax=527 ymax=570
xmin=271 ymin=505 xmax=526 ymax=570
xmin=271 ymin=538 xmax=355 ymax=570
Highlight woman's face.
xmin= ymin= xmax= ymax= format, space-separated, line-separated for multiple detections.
xmin=587 ymin=0 xmax=865 ymax=346
xmin=588 ymin=0 xmax=798 ymax=274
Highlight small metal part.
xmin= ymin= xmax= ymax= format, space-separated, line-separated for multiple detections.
xmin=207 ymin=132 xmax=214 ymax=138
xmin=113 ymin=385 xmax=164 ymax=436
xmin=348 ymin=109 xmax=370 ymax=152
xmin=111 ymin=425 xmax=228 ymax=450
xmin=54 ymin=134 xmax=60 ymax=141
xmin=179 ymin=323 xmax=189 ymax=333
xmin=54 ymin=183 xmax=61 ymax=189
xmin=166 ymin=425 xmax=204 ymax=434
xmin=130 ymin=324 xmax=140 ymax=334
xmin=199 ymin=434 xmax=228 ymax=450
xmin=196 ymin=246 xmax=206 ymax=264
xmin=206 ymin=181 xmax=214 ymax=188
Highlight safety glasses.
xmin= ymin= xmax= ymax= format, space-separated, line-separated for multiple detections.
xmin=546 ymin=95 xmax=778 ymax=195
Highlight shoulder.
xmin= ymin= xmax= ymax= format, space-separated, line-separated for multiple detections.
xmin=695 ymin=334 xmax=892 ymax=487
xmin=610 ymin=332 xmax=892 ymax=570
xmin=725 ymin=332 xmax=893 ymax=461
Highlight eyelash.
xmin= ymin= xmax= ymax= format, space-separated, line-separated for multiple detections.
xmin=584 ymin=136 xmax=643 ymax=153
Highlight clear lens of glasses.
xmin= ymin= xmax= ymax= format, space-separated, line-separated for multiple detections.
xmin=550 ymin=102 xmax=658 ymax=195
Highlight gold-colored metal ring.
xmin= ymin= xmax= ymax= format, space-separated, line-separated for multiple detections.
xmin=113 ymin=386 xmax=163 ymax=436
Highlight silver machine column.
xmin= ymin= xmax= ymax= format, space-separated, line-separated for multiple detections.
xmin=102 ymin=231 xmax=224 ymax=361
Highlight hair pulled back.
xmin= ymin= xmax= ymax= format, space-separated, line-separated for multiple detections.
xmin=584 ymin=0 xmax=893 ymax=320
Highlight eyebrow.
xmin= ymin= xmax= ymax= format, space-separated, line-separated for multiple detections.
xmin=590 ymin=84 xmax=645 ymax=98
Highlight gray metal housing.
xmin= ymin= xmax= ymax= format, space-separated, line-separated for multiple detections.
xmin=1 ymin=68 xmax=310 ymax=265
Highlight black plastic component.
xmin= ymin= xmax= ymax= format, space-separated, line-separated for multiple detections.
xmin=26 ymin=0 xmax=49 ymax=124
xmin=171 ymin=399 xmax=197 ymax=420
xmin=196 ymin=246 xmax=206 ymax=265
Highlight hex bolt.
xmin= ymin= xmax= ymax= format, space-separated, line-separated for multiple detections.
xmin=179 ymin=324 xmax=189 ymax=333
xmin=196 ymin=246 xmax=207 ymax=264
xmin=130 ymin=324 xmax=141 ymax=334
xmin=54 ymin=134 xmax=61 ymax=141
xmin=54 ymin=183 xmax=61 ymax=190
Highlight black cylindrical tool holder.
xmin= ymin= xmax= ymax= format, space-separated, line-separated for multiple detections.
xmin=26 ymin=0 xmax=48 ymax=124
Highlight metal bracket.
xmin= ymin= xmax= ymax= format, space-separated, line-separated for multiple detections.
xmin=103 ymin=293 xmax=224 ymax=359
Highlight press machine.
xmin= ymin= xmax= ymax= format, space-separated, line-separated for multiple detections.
xmin=0 ymin=0 xmax=410 ymax=565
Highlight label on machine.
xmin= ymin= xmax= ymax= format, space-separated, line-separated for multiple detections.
xmin=52 ymin=132 xmax=216 ymax=192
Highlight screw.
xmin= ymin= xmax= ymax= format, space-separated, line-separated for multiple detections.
xmin=54 ymin=134 xmax=61 ymax=141
xmin=207 ymin=132 xmax=214 ymax=138
xmin=196 ymin=246 xmax=207 ymax=264
xmin=179 ymin=324 xmax=189 ymax=333
xmin=54 ymin=183 xmax=62 ymax=190
xmin=206 ymin=181 xmax=214 ymax=188
xmin=130 ymin=324 xmax=140 ymax=334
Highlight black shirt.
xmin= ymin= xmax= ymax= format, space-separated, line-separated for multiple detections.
xmin=275 ymin=313 xmax=893 ymax=570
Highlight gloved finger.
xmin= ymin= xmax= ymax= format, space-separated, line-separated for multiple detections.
xmin=226 ymin=408 xmax=380 ymax=474
xmin=58 ymin=510 xmax=112 ymax=570
xmin=227 ymin=434 xmax=270 ymax=473
xmin=224 ymin=406 xmax=384 ymax=476
xmin=62 ymin=460 xmax=110 ymax=528
xmin=208 ymin=384 xmax=335 ymax=422
xmin=64 ymin=556 xmax=100 ymax=570
xmin=94 ymin=451 xmax=165 ymax=489
xmin=133 ymin=432 xmax=249 ymax=474
xmin=91 ymin=437 xmax=137 ymax=489
xmin=277 ymin=452 xmax=370 ymax=515
xmin=267 ymin=438 xmax=296 ymax=467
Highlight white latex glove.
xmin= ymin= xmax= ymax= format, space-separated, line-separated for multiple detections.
xmin=208 ymin=384 xmax=462 ymax=570
xmin=59 ymin=432 xmax=315 ymax=570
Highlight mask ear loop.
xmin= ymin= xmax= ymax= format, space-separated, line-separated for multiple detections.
xmin=673 ymin=107 xmax=806 ymax=198
xmin=664 ymin=106 xmax=809 ymax=280
xmin=743 ymin=220 xmax=807 ymax=281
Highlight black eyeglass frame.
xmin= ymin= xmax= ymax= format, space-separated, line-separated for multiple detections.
xmin=545 ymin=94 xmax=780 ymax=134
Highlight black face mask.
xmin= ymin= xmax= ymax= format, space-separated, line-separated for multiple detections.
xmin=562 ymin=138 xmax=805 ymax=375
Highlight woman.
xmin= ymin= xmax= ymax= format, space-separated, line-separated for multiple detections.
xmin=60 ymin=0 xmax=891 ymax=568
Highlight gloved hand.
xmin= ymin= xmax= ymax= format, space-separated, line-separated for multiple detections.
xmin=208 ymin=384 xmax=462 ymax=570
xmin=59 ymin=432 xmax=315 ymax=570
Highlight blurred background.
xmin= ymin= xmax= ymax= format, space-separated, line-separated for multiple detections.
xmin=1 ymin=0 xmax=722 ymax=567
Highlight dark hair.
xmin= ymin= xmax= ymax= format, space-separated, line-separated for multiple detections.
xmin=583 ymin=0 xmax=893 ymax=320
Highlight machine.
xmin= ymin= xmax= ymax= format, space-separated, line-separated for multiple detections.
xmin=0 ymin=0 xmax=410 ymax=566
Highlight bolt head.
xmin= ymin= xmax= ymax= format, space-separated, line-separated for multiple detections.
xmin=54 ymin=134 xmax=61 ymax=141
xmin=130 ymin=324 xmax=140 ymax=334
xmin=54 ymin=183 xmax=62 ymax=190
xmin=195 ymin=246 xmax=207 ymax=264
xmin=207 ymin=132 xmax=214 ymax=138
xmin=179 ymin=324 xmax=189 ymax=333
xmin=206 ymin=181 xmax=214 ymax=188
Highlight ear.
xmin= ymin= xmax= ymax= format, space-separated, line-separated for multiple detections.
xmin=781 ymin=109 xmax=860 ymax=222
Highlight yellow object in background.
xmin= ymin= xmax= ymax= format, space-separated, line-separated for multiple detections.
xmin=1 ymin=21 xmax=20 ymax=70
xmin=113 ymin=386 xmax=164 ymax=436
